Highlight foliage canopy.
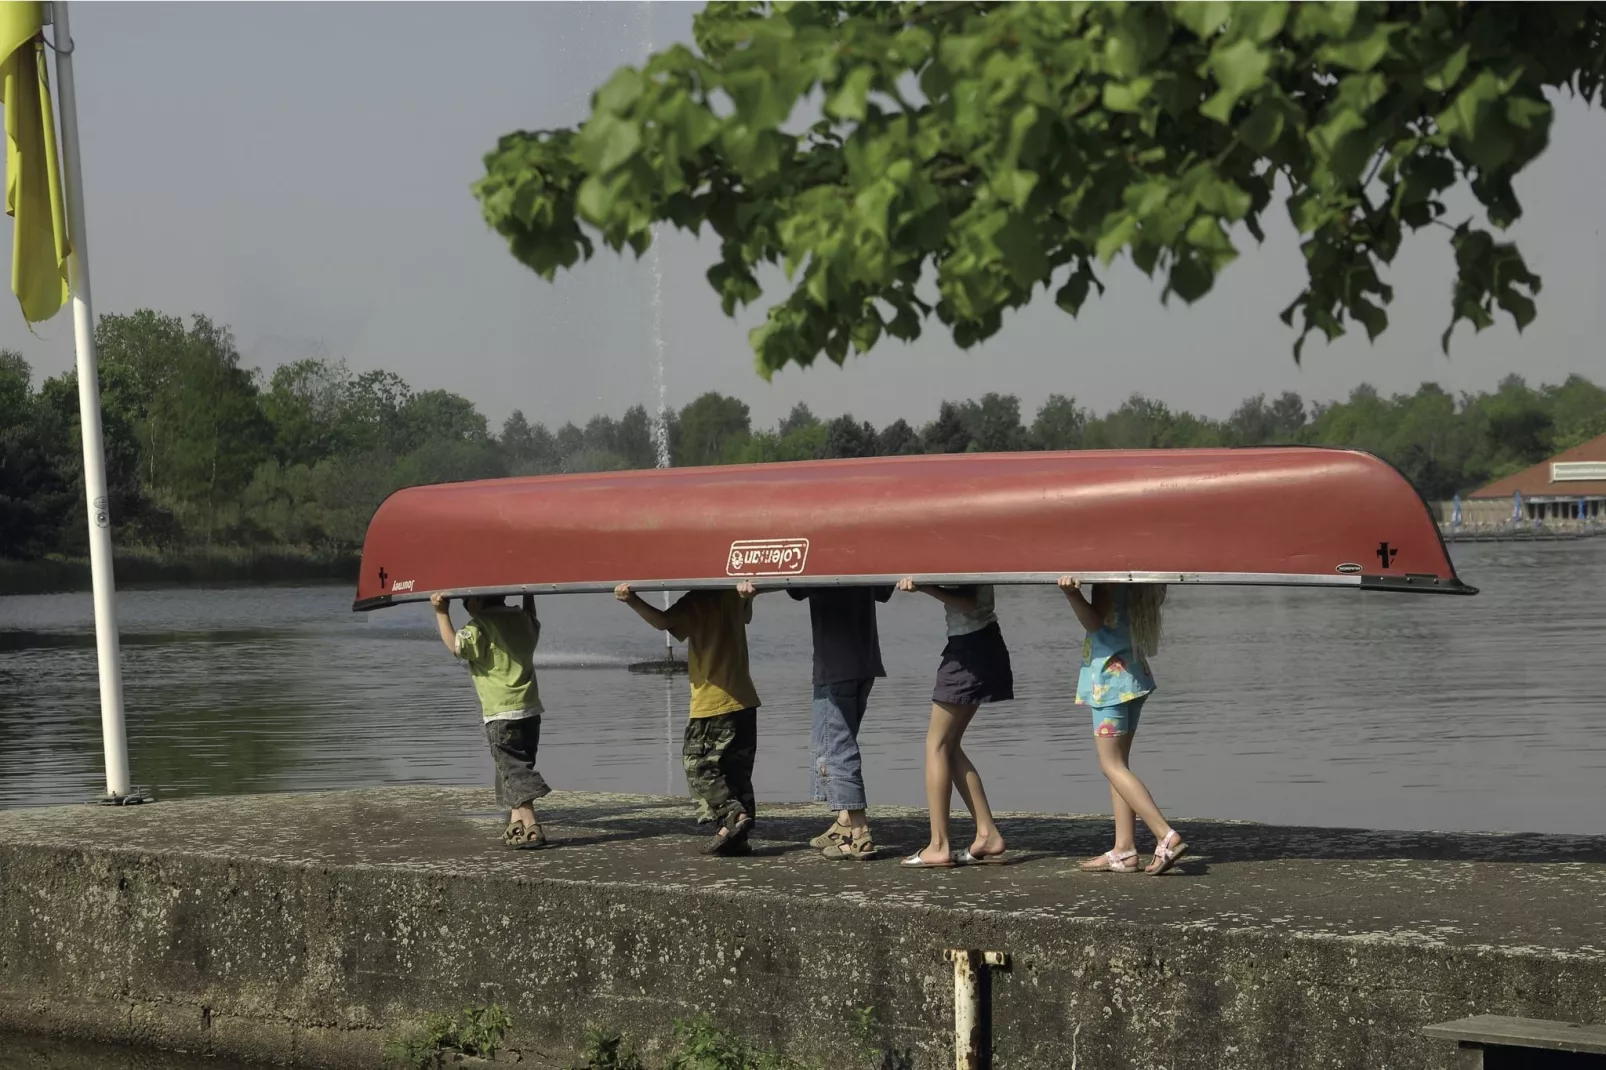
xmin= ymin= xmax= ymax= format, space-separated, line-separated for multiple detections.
xmin=474 ymin=1 xmax=1606 ymax=376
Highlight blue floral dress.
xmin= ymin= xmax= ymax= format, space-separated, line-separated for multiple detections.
xmin=1075 ymin=586 xmax=1157 ymax=712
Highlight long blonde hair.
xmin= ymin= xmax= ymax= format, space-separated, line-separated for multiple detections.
xmin=1120 ymin=584 xmax=1166 ymax=658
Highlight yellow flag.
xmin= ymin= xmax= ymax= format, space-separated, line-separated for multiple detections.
xmin=1 ymin=1 xmax=70 ymax=324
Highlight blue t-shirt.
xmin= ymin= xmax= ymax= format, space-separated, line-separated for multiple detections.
xmin=1075 ymin=586 xmax=1157 ymax=708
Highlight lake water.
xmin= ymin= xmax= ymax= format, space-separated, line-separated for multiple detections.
xmin=0 ymin=540 xmax=1602 ymax=834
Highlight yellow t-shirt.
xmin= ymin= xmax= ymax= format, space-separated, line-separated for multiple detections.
xmin=663 ymin=590 xmax=761 ymax=718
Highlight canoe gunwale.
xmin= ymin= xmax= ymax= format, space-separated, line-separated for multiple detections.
xmin=351 ymin=569 xmax=1477 ymax=612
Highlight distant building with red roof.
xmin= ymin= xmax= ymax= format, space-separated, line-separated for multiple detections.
xmin=1464 ymin=432 xmax=1606 ymax=522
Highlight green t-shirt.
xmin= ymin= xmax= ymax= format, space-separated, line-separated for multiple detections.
xmin=455 ymin=607 xmax=542 ymax=720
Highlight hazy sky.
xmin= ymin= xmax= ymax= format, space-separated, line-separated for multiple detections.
xmin=4 ymin=2 xmax=1602 ymax=432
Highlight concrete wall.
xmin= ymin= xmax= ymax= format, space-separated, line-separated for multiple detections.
xmin=3 ymin=832 xmax=1604 ymax=1070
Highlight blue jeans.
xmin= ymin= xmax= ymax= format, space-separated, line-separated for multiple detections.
xmin=811 ymin=679 xmax=873 ymax=811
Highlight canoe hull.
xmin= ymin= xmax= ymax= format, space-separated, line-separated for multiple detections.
xmin=353 ymin=447 xmax=1474 ymax=610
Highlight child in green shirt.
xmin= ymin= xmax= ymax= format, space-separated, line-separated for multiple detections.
xmin=431 ymin=592 xmax=550 ymax=849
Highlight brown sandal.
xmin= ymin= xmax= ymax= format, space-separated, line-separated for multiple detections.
xmin=810 ymin=821 xmax=854 ymax=850
xmin=503 ymin=820 xmax=548 ymax=850
xmin=821 ymin=826 xmax=876 ymax=861
xmin=703 ymin=813 xmax=753 ymax=856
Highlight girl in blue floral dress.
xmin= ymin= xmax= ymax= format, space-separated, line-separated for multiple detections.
xmin=1058 ymin=578 xmax=1188 ymax=875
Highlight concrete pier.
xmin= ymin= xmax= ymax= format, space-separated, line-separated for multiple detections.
xmin=1 ymin=788 xmax=1602 ymax=1069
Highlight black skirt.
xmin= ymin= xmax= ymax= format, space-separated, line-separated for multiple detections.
xmin=932 ymin=621 xmax=1014 ymax=705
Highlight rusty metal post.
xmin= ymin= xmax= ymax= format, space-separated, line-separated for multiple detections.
xmin=944 ymin=949 xmax=1010 ymax=1070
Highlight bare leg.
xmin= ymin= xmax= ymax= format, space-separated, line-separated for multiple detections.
xmin=839 ymin=807 xmax=867 ymax=829
xmin=949 ymin=746 xmax=1005 ymax=857
xmin=920 ymin=701 xmax=978 ymax=864
xmin=1109 ymin=733 xmax=1138 ymax=853
xmin=512 ymin=804 xmax=538 ymax=828
xmin=1094 ymin=734 xmax=1172 ymax=846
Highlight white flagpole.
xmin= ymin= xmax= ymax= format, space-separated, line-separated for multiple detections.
xmin=49 ymin=1 xmax=133 ymax=801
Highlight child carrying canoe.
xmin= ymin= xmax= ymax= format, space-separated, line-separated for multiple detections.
xmin=616 ymin=582 xmax=762 ymax=856
xmin=1057 ymin=578 xmax=1189 ymax=875
xmin=430 ymin=592 xmax=551 ymax=850
xmin=896 ymin=580 xmax=1012 ymax=868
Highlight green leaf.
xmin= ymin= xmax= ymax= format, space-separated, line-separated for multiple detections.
xmin=1290 ymin=1 xmax=1358 ymax=41
xmin=991 ymin=169 xmax=1039 ymax=209
xmin=1172 ymin=2 xmax=1231 ymax=40
xmin=826 ymin=66 xmax=875 ymax=122
xmin=1103 ymin=77 xmax=1155 ymax=114
xmin=1436 ymin=69 xmax=1502 ymax=145
xmin=593 ymin=68 xmax=646 ymax=115
xmin=578 ymin=114 xmax=643 ymax=175
xmin=849 ymin=308 xmax=883 ymax=353
xmin=1054 ymin=266 xmax=1098 ymax=315
xmin=1096 ymin=214 xmax=1139 ymax=264
xmin=1351 ymin=297 xmax=1388 ymax=340
xmin=1234 ymin=2 xmax=1290 ymax=44
xmin=1422 ymin=44 xmax=1470 ymax=93
xmin=994 ymin=215 xmax=1050 ymax=288
xmin=1167 ymin=254 xmax=1214 ymax=302
xmin=1240 ymin=96 xmax=1286 ymax=151
xmin=1200 ymin=39 xmax=1272 ymax=123
xmin=1495 ymin=288 xmax=1536 ymax=331
xmin=575 ymin=172 xmax=631 ymax=225
xmin=1313 ymin=23 xmax=1401 ymax=73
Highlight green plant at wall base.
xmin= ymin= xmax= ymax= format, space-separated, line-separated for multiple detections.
xmin=572 ymin=1026 xmax=646 ymax=1070
xmin=383 ymin=1004 xmax=513 ymax=1069
xmin=475 ymin=2 xmax=1606 ymax=376
xmin=666 ymin=1014 xmax=814 ymax=1070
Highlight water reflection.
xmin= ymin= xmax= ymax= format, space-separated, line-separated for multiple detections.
xmin=1 ymin=541 xmax=1602 ymax=834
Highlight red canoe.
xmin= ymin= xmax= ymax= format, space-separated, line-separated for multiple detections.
xmin=352 ymin=447 xmax=1474 ymax=610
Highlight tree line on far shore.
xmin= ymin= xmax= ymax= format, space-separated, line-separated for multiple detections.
xmin=2 ymin=308 xmax=1603 ymax=562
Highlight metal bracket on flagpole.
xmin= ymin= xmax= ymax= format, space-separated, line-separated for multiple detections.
xmin=93 ymin=789 xmax=153 ymax=807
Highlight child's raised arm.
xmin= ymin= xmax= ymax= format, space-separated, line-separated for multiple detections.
xmin=1056 ymin=577 xmax=1109 ymax=634
xmin=897 ymin=577 xmax=979 ymax=614
xmin=615 ymin=583 xmax=673 ymax=632
xmin=736 ymin=580 xmax=757 ymax=624
xmin=430 ymin=593 xmax=459 ymax=654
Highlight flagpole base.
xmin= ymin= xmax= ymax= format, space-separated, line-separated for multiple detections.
xmin=91 ymin=789 xmax=153 ymax=806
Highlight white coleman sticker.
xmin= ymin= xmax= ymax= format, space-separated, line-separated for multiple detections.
xmin=391 ymin=579 xmax=416 ymax=592
xmin=726 ymin=539 xmax=810 ymax=577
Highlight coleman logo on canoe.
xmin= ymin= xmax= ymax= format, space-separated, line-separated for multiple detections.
xmin=727 ymin=538 xmax=810 ymax=577
xmin=1335 ymin=563 xmax=1362 ymax=574
xmin=392 ymin=579 xmax=416 ymax=593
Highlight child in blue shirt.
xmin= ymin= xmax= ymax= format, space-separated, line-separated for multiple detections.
xmin=1059 ymin=579 xmax=1188 ymax=876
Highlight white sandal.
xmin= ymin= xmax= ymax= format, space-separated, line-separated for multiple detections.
xmin=1147 ymin=831 xmax=1189 ymax=875
xmin=1079 ymin=849 xmax=1138 ymax=873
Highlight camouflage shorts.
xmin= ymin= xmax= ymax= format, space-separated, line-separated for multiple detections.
xmin=682 ymin=708 xmax=757 ymax=830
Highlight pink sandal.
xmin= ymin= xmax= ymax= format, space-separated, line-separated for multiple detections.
xmin=1147 ymin=831 xmax=1189 ymax=875
xmin=1080 ymin=849 xmax=1138 ymax=873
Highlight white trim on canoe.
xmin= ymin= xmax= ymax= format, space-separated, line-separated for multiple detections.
xmin=356 ymin=569 xmax=1474 ymax=610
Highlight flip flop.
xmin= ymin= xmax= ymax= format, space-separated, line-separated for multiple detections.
xmin=954 ymin=849 xmax=1009 ymax=866
xmin=899 ymin=852 xmax=956 ymax=869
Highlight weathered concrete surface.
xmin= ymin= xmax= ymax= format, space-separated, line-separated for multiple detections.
xmin=0 ymin=788 xmax=1602 ymax=1069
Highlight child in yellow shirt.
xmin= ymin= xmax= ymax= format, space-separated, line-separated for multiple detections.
xmin=616 ymin=582 xmax=761 ymax=856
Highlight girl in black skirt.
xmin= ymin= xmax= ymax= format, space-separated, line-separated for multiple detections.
xmin=896 ymin=579 xmax=1013 ymax=868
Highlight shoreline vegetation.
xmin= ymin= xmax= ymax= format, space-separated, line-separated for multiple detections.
xmin=3 ymin=309 xmax=1603 ymax=598
xmin=0 ymin=550 xmax=358 ymax=597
